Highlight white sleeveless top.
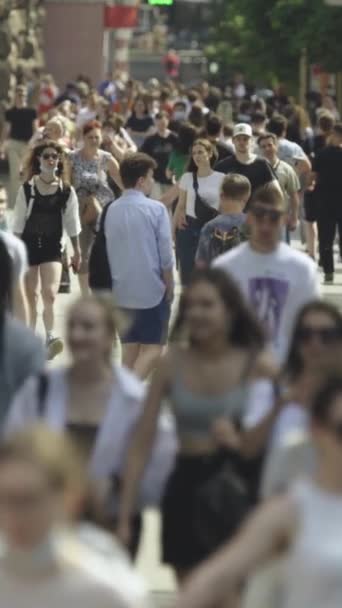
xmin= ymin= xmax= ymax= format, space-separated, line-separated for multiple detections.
xmin=283 ymin=479 xmax=342 ymax=608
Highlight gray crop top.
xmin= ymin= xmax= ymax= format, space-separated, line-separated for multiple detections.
xmin=170 ymin=373 xmax=250 ymax=441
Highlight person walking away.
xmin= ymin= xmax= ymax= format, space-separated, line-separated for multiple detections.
xmin=258 ymin=132 xmax=300 ymax=242
xmin=214 ymin=184 xmax=320 ymax=363
xmin=302 ymin=112 xmax=335 ymax=260
xmin=141 ymin=111 xmax=177 ymax=200
xmin=312 ymin=122 xmax=342 ymax=283
xmin=69 ymin=120 xmax=121 ymax=294
xmin=0 ymin=240 xmax=44 ymax=425
xmin=105 ymin=153 xmax=174 ymax=379
xmin=215 ymin=123 xmax=276 ymax=209
xmin=173 ymin=139 xmax=224 ymax=285
xmin=13 ymin=141 xmax=81 ymax=360
xmin=1 ymin=85 xmax=38 ymax=208
xmin=174 ymin=373 xmax=342 ymax=608
xmin=196 ymin=174 xmax=250 ymax=267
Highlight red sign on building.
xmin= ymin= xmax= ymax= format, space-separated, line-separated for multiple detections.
xmin=104 ymin=5 xmax=138 ymax=28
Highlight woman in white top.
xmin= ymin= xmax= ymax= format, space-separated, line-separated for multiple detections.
xmin=174 ymin=138 xmax=224 ymax=285
xmin=7 ymin=293 xmax=176 ymax=556
xmin=175 ymin=373 xmax=342 ymax=608
xmin=13 ymin=140 xmax=81 ymax=360
xmin=0 ymin=426 xmax=145 ymax=608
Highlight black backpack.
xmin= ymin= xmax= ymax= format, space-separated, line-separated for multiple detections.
xmin=23 ymin=181 xmax=71 ymax=212
xmin=88 ymin=200 xmax=113 ymax=291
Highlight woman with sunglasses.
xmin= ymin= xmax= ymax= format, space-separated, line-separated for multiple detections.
xmin=175 ymin=373 xmax=342 ymax=608
xmin=13 ymin=140 xmax=81 ymax=360
xmin=117 ymin=268 xmax=276 ymax=585
xmin=243 ymin=301 xmax=342 ymax=476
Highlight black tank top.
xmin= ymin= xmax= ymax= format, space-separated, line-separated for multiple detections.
xmin=23 ymin=186 xmax=63 ymax=240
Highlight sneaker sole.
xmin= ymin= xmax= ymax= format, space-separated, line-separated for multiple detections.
xmin=48 ymin=339 xmax=64 ymax=360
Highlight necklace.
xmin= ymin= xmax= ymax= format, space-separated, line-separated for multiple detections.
xmin=39 ymin=175 xmax=58 ymax=186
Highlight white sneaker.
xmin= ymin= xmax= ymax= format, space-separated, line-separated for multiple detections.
xmin=47 ymin=337 xmax=63 ymax=360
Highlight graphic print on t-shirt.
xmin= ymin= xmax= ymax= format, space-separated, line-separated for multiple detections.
xmin=249 ymin=277 xmax=289 ymax=340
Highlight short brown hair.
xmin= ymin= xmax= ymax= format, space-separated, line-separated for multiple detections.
xmin=250 ymin=182 xmax=285 ymax=212
xmin=120 ymin=153 xmax=157 ymax=188
xmin=221 ymin=173 xmax=251 ymax=201
xmin=257 ymin=132 xmax=277 ymax=146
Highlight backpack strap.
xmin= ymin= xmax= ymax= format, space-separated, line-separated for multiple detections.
xmin=23 ymin=181 xmax=35 ymax=221
xmin=98 ymin=199 xmax=113 ymax=234
xmin=192 ymin=172 xmax=199 ymax=194
xmin=36 ymin=372 xmax=48 ymax=417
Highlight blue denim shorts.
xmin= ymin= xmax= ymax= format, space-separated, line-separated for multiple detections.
xmin=121 ymin=295 xmax=170 ymax=345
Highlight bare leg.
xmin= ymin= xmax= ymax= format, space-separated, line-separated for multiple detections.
xmin=78 ymin=272 xmax=90 ymax=295
xmin=122 ymin=343 xmax=140 ymax=369
xmin=40 ymin=262 xmax=62 ymax=335
xmin=133 ymin=344 xmax=163 ymax=380
xmin=304 ymin=221 xmax=316 ymax=259
xmin=25 ymin=266 xmax=40 ymax=329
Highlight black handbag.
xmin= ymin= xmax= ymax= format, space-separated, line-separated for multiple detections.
xmin=88 ymin=200 xmax=113 ymax=291
xmin=193 ymin=172 xmax=218 ymax=227
xmin=194 ymin=457 xmax=249 ymax=554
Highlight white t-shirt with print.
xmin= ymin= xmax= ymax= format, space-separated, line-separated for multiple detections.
xmin=213 ymin=242 xmax=320 ymax=362
xmin=179 ymin=171 xmax=224 ymax=218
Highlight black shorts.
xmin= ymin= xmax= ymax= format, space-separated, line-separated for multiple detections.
xmin=23 ymin=236 xmax=63 ymax=267
xmin=121 ymin=295 xmax=170 ymax=345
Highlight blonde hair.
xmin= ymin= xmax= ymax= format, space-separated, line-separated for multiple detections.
xmin=0 ymin=426 xmax=86 ymax=495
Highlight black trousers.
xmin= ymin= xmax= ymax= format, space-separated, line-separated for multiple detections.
xmin=317 ymin=211 xmax=342 ymax=274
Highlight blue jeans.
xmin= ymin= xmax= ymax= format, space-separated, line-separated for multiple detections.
xmin=176 ymin=216 xmax=202 ymax=286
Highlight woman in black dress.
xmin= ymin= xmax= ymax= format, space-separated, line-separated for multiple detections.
xmin=13 ymin=140 xmax=81 ymax=359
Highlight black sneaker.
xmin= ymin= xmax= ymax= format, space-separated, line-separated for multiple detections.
xmin=324 ymin=273 xmax=334 ymax=284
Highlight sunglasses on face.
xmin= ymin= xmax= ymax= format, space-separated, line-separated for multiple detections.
xmin=297 ymin=326 xmax=342 ymax=345
xmin=42 ymin=153 xmax=59 ymax=161
xmin=251 ymin=206 xmax=283 ymax=222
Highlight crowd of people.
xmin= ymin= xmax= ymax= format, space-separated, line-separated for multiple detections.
xmin=1 ymin=69 xmax=342 ymax=607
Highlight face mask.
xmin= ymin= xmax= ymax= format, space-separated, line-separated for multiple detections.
xmin=40 ymin=160 xmax=57 ymax=179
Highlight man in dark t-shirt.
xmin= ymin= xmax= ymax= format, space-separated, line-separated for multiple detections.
xmin=313 ymin=122 xmax=342 ymax=283
xmin=141 ymin=111 xmax=177 ymax=198
xmin=215 ymin=123 xmax=275 ymax=208
xmin=2 ymin=85 xmax=37 ymax=208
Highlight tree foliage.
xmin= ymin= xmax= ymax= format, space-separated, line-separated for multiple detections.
xmin=207 ymin=0 xmax=342 ymax=87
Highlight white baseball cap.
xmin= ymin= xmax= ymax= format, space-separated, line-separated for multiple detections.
xmin=233 ymin=123 xmax=253 ymax=138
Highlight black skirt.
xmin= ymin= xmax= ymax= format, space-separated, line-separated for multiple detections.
xmin=161 ymin=451 xmax=249 ymax=570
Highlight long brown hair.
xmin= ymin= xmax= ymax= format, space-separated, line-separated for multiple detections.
xmin=24 ymin=140 xmax=70 ymax=183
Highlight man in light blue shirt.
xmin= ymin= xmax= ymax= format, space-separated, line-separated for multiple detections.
xmin=105 ymin=153 xmax=174 ymax=379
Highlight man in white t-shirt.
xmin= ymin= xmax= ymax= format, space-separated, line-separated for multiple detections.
xmin=213 ymin=184 xmax=320 ymax=362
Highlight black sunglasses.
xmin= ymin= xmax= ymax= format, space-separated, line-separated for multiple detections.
xmin=297 ymin=326 xmax=342 ymax=345
xmin=251 ymin=206 xmax=283 ymax=222
xmin=42 ymin=152 xmax=59 ymax=161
